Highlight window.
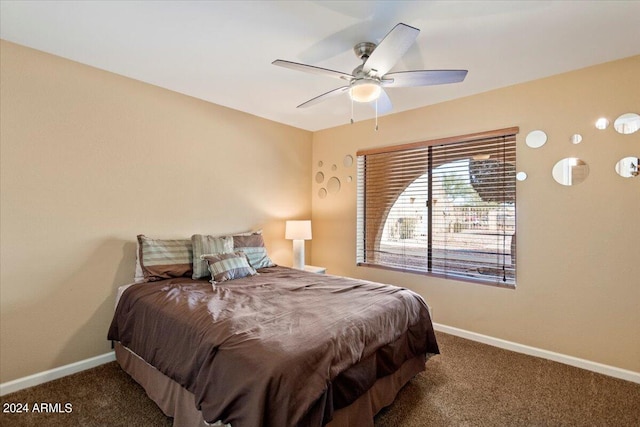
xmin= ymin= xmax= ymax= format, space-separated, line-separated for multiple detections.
xmin=356 ymin=127 xmax=518 ymax=287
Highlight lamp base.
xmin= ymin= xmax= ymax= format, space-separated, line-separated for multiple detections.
xmin=292 ymin=239 xmax=305 ymax=270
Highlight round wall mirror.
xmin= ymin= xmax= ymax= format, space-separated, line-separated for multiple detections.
xmin=570 ymin=134 xmax=583 ymax=144
xmin=525 ymin=130 xmax=547 ymax=148
xmin=552 ymin=158 xmax=589 ymax=186
xmin=614 ymin=113 xmax=640 ymax=135
xmin=516 ymin=172 xmax=528 ymax=181
xmin=318 ymin=188 xmax=327 ymax=199
xmin=343 ymin=155 xmax=354 ymax=168
xmin=614 ymin=157 xmax=639 ymax=178
xmin=315 ymin=171 xmax=325 ymax=183
xmin=318 ymin=161 xmax=323 ymax=167
xmin=595 ymin=117 xmax=609 ymax=130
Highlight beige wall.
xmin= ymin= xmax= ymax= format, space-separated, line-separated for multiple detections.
xmin=311 ymin=56 xmax=640 ymax=372
xmin=1 ymin=38 xmax=637 ymax=383
xmin=0 ymin=41 xmax=312 ymax=383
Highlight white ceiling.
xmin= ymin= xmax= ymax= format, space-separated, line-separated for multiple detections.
xmin=2 ymin=1 xmax=639 ymax=132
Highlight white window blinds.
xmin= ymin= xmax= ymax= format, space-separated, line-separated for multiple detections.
xmin=357 ymin=127 xmax=518 ymax=287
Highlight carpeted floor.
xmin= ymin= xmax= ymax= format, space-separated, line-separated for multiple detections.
xmin=1 ymin=332 xmax=639 ymax=426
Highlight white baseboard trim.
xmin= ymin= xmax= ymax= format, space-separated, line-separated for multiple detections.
xmin=0 ymin=351 xmax=116 ymax=396
xmin=2 ymin=326 xmax=638 ymax=396
xmin=433 ymin=323 xmax=640 ymax=384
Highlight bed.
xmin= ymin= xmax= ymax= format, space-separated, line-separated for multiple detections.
xmin=108 ymin=237 xmax=438 ymax=427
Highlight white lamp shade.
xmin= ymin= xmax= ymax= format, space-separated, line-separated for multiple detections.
xmin=285 ymin=220 xmax=312 ymax=240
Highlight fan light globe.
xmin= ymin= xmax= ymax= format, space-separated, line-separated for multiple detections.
xmin=349 ymin=80 xmax=381 ymax=103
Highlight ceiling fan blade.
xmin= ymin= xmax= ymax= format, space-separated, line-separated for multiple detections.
xmin=363 ymin=23 xmax=419 ymax=77
xmin=272 ymin=60 xmax=353 ymax=81
xmin=382 ymin=70 xmax=468 ymax=87
xmin=368 ymin=88 xmax=393 ymax=114
xmin=297 ymin=86 xmax=350 ymax=108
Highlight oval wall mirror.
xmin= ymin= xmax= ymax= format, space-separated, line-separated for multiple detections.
xmin=552 ymin=158 xmax=590 ymax=186
xmin=318 ymin=188 xmax=327 ymax=199
xmin=525 ymin=130 xmax=547 ymax=148
xmin=614 ymin=157 xmax=639 ymax=178
xmin=614 ymin=113 xmax=640 ymax=135
xmin=315 ymin=171 xmax=325 ymax=183
xmin=343 ymin=155 xmax=354 ymax=168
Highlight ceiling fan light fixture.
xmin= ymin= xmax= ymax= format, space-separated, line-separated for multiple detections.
xmin=349 ymin=80 xmax=381 ymax=103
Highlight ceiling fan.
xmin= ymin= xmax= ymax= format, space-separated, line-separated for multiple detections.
xmin=273 ymin=23 xmax=468 ymax=126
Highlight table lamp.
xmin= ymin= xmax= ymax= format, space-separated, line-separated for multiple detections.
xmin=285 ymin=220 xmax=312 ymax=269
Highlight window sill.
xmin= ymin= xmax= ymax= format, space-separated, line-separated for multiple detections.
xmin=356 ymin=262 xmax=516 ymax=289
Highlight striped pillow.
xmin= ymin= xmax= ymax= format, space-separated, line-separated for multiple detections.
xmin=201 ymin=252 xmax=257 ymax=284
xmin=191 ymin=234 xmax=234 ymax=279
xmin=233 ymin=233 xmax=275 ymax=269
xmin=137 ymin=235 xmax=193 ymax=281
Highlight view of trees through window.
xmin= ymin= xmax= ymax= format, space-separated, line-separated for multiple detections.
xmin=357 ymin=129 xmax=517 ymax=286
xmin=380 ymin=159 xmax=515 ymax=282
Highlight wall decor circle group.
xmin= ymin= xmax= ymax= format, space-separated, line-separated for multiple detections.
xmin=315 ymin=154 xmax=354 ymax=198
xmin=522 ymin=111 xmax=639 ymax=186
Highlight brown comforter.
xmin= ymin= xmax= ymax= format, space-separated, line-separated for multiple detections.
xmin=108 ymin=266 xmax=438 ymax=427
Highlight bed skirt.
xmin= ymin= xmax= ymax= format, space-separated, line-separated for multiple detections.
xmin=114 ymin=342 xmax=425 ymax=427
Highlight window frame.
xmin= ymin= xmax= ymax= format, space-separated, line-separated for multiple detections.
xmin=356 ymin=127 xmax=519 ymax=288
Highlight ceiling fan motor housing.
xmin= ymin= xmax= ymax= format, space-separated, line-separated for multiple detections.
xmin=353 ymin=42 xmax=377 ymax=61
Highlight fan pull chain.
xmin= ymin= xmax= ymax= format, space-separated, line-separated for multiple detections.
xmin=375 ymin=98 xmax=379 ymax=131
xmin=350 ymin=97 xmax=354 ymax=125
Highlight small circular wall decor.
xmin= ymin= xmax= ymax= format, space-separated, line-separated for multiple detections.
xmin=327 ymin=177 xmax=341 ymax=194
xmin=595 ymin=117 xmax=609 ymax=130
xmin=525 ymin=130 xmax=547 ymax=148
